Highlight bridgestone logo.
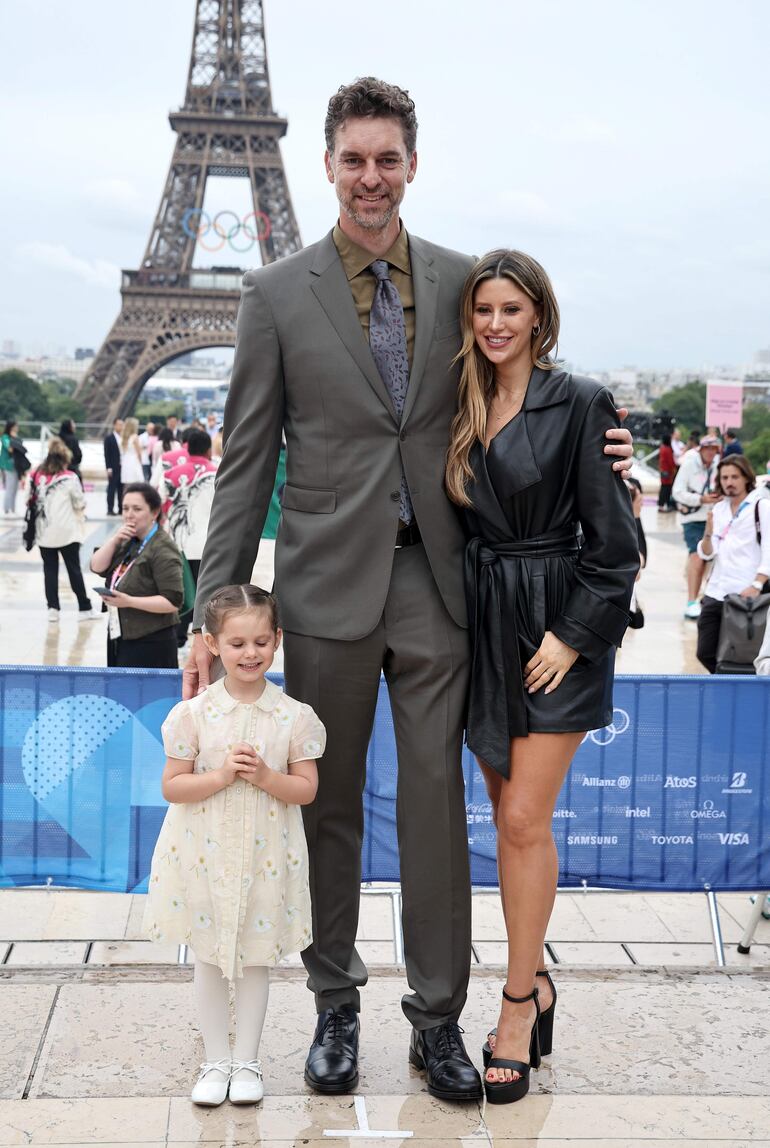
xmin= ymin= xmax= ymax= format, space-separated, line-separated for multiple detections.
xmin=567 ymin=835 xmax=619 ymax=845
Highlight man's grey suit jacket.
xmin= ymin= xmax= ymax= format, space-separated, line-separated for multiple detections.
xmin=193 ymin=229 xmax=475 ymax=639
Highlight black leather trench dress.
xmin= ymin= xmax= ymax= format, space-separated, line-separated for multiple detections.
xmin=462 ymin=367 xmax=640 ymax=778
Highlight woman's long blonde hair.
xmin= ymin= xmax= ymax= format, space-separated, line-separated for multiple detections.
xmin=121 ymin=417 xmax=139 ymax=452
xmin=445 ymin=250 xmax=560 ymax=507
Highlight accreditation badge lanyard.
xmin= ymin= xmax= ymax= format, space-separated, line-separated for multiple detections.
xmin=107 ymin=525 xmax=159 ymax=640
xmin=716 ymin=498 xmax=751 ymax=544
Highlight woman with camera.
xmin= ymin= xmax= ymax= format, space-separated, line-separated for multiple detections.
xmin=90 ymin=482 xmax=184 ymax=668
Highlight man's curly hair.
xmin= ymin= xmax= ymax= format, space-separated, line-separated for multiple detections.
xmin=325 ymin=77 xmax=418 ymax=155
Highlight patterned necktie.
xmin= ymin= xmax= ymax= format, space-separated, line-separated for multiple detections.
xmin=369 ymin=259 xmax=413 ymax=524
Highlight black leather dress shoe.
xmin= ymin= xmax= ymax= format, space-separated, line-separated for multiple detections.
xmin=304 ymin=1005 xmax=360 ymax=1093
xmin=409 ymin=1022 xmax=483 ymax=1101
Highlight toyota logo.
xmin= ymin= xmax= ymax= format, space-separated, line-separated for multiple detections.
xmin=583 ymin=708 xmax=631 ymax=746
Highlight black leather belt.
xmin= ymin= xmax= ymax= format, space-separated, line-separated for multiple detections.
xmin=395 ymin=521 xmax=421 ymax=549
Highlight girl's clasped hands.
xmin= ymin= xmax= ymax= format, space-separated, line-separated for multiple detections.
xmin=221 ymin=742 xmax=269 ymax=788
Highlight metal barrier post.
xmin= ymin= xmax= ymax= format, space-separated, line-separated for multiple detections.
xmin=390 ymin=890 xmax=404 ymax=965
xmin=737 ymin=892 xmax=769 ymax=954
xmin=705 ymin=888 xmax=726 ymax=967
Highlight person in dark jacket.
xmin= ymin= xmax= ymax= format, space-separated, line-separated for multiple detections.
xmin=446 ymin=250 xmax=639 ymax=1104
xmin=103 ymin=417 xmax=123 ymax=515
xmin=722 ymin=430 xmax=743 ymax=458
xmin=58 ymin=419 xmax=83 ymax=485
xmin=90 ymin=482 xmax=183 ymax=667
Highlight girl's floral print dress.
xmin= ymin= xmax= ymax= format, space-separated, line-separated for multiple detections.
xmin=143 ymin=677 xmax=325 ymax=978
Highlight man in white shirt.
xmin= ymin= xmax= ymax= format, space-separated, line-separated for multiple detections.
xmin=696 ymin=455 xmax=770 ymax=671
xmin=138 ymin=422 xmax=156 ymax=481
xmin=672 ymin=435 xmax=720 ymax=618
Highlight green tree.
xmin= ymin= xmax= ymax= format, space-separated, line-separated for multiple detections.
xmin=40 ymin=379 xmax=87 ymax=427
xmin=652 ymin=381 xmax=707 ymax=432
xmin=740 ymin=402 xmax=770 ymax=443
xmin=0 ymin=368 xmax=50 ymax=423
xmin=134 ymin=399 xmax=182 ymax=423
xmin=744 ymin=430 xmax=770 ymax=475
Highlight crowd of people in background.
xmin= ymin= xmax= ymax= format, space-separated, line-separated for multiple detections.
xmin=647 ymin=423 xmax=770 ymax=674
xmin=0 ymin=412 xmax=223 ymax=667
xmin=3 ymin=408 xmax=769 ymax=674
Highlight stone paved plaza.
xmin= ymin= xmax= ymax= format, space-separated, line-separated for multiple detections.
xmin=1 ymin=493 xmax=769 ymax=1146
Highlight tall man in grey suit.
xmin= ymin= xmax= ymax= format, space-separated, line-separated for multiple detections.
xmin=184 ymin=78 xmax=632 ymax=1099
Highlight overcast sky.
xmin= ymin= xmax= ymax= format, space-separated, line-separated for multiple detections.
xmin=1 ymin=0 xmax=769 ymax=370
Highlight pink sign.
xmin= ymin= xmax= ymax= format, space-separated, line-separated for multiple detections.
xmin=706 ymin=381 xmax=743 ymax=430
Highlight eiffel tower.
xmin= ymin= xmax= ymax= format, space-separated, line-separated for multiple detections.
xmin=76 ymin=0 xmax=301 ymax=426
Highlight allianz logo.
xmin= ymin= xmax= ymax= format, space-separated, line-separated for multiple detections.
xmin=581 ymin=775 xmax=632 ymax=788
xmin=690 ymin=800 xmax=726 ymax=820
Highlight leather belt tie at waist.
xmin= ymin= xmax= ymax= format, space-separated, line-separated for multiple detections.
xmin=395 ymin=521 xmax=421 ymax=549
xmin=464 ymin=528 xmax=580 ymax=778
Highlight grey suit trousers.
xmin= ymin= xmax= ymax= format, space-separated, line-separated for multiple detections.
xmin=283 ymin=542 xmax=472 ymax=1029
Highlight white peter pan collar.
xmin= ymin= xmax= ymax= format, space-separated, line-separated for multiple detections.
xmin=207 ymin=676 xmax=281 ymax=714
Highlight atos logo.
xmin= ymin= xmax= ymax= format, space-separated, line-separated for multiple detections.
xmin=718 ymin=832 xmax=750 ymax=846
xmin=664 ymin=776 xmax=697 ymax=789
xmin=722 ymin=772 xmax=752 ymax=795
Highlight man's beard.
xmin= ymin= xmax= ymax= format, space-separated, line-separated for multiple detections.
xmin=339 ymin=188 xmax=401 ymax=232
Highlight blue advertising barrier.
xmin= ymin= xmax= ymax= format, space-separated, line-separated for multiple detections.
xmin=0 ymin=667 xmax=768 ymax=894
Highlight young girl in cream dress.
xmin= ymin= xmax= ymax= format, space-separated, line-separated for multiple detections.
xmin=143 ymin=584 xmax=325 ymax=1106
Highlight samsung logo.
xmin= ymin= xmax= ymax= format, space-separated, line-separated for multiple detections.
xmin=567 ymin=834 xmax=619 ymax=845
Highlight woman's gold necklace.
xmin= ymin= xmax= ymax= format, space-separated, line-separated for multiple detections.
xmin=489 ymin=388 xmax=526 ymax=420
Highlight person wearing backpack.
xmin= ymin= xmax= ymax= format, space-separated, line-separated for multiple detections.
xmin=672 ymin=435 xmax=721 ymax=619
xmin=29 ymin=437 xmax=96 ymax=623
xmin=696 ymin=454 xmax=770 ymax=673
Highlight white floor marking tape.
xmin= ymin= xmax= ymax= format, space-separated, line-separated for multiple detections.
xmin=323 ymin=1093 xmax=413 ymax=1138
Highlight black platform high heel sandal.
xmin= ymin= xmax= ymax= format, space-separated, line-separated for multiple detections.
xmin=483 ymin=970 xmax=556 ymax=1066
xmin=483 ymin=986 xmax=540 ymax=1105
xmin=535 ymin=969 xmax=556 ymax=1056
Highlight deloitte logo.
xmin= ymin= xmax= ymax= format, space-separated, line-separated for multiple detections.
xmin=722 ymin=772 xmax=753 ymax=795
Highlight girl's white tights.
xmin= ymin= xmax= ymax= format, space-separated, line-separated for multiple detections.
xmin=193 ymin=958 xmax=269 ymax=1084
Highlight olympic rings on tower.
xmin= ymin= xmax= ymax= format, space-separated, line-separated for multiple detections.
xmin=182 ymin=208 xmax=272 ymax=252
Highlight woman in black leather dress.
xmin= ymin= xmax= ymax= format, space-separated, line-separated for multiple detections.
xmin=446 ymin=251 xmax=639 ymax=1104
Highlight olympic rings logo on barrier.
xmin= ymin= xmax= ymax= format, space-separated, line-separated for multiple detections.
xmin=182 ymin=208 xmax=272 ymax=252
xmin=583 ymin=708 xmax=631 ymax=747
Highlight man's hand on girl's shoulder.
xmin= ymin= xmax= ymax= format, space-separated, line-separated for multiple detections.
xmin=182 ymin=633 xmax=213 ymax=699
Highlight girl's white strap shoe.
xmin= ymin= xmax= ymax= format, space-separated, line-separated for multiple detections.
xmin=229 ymin=1058 xmax=264 ymax=1105
xmin=191 ymin=1059 xmax=231 ymax=1106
